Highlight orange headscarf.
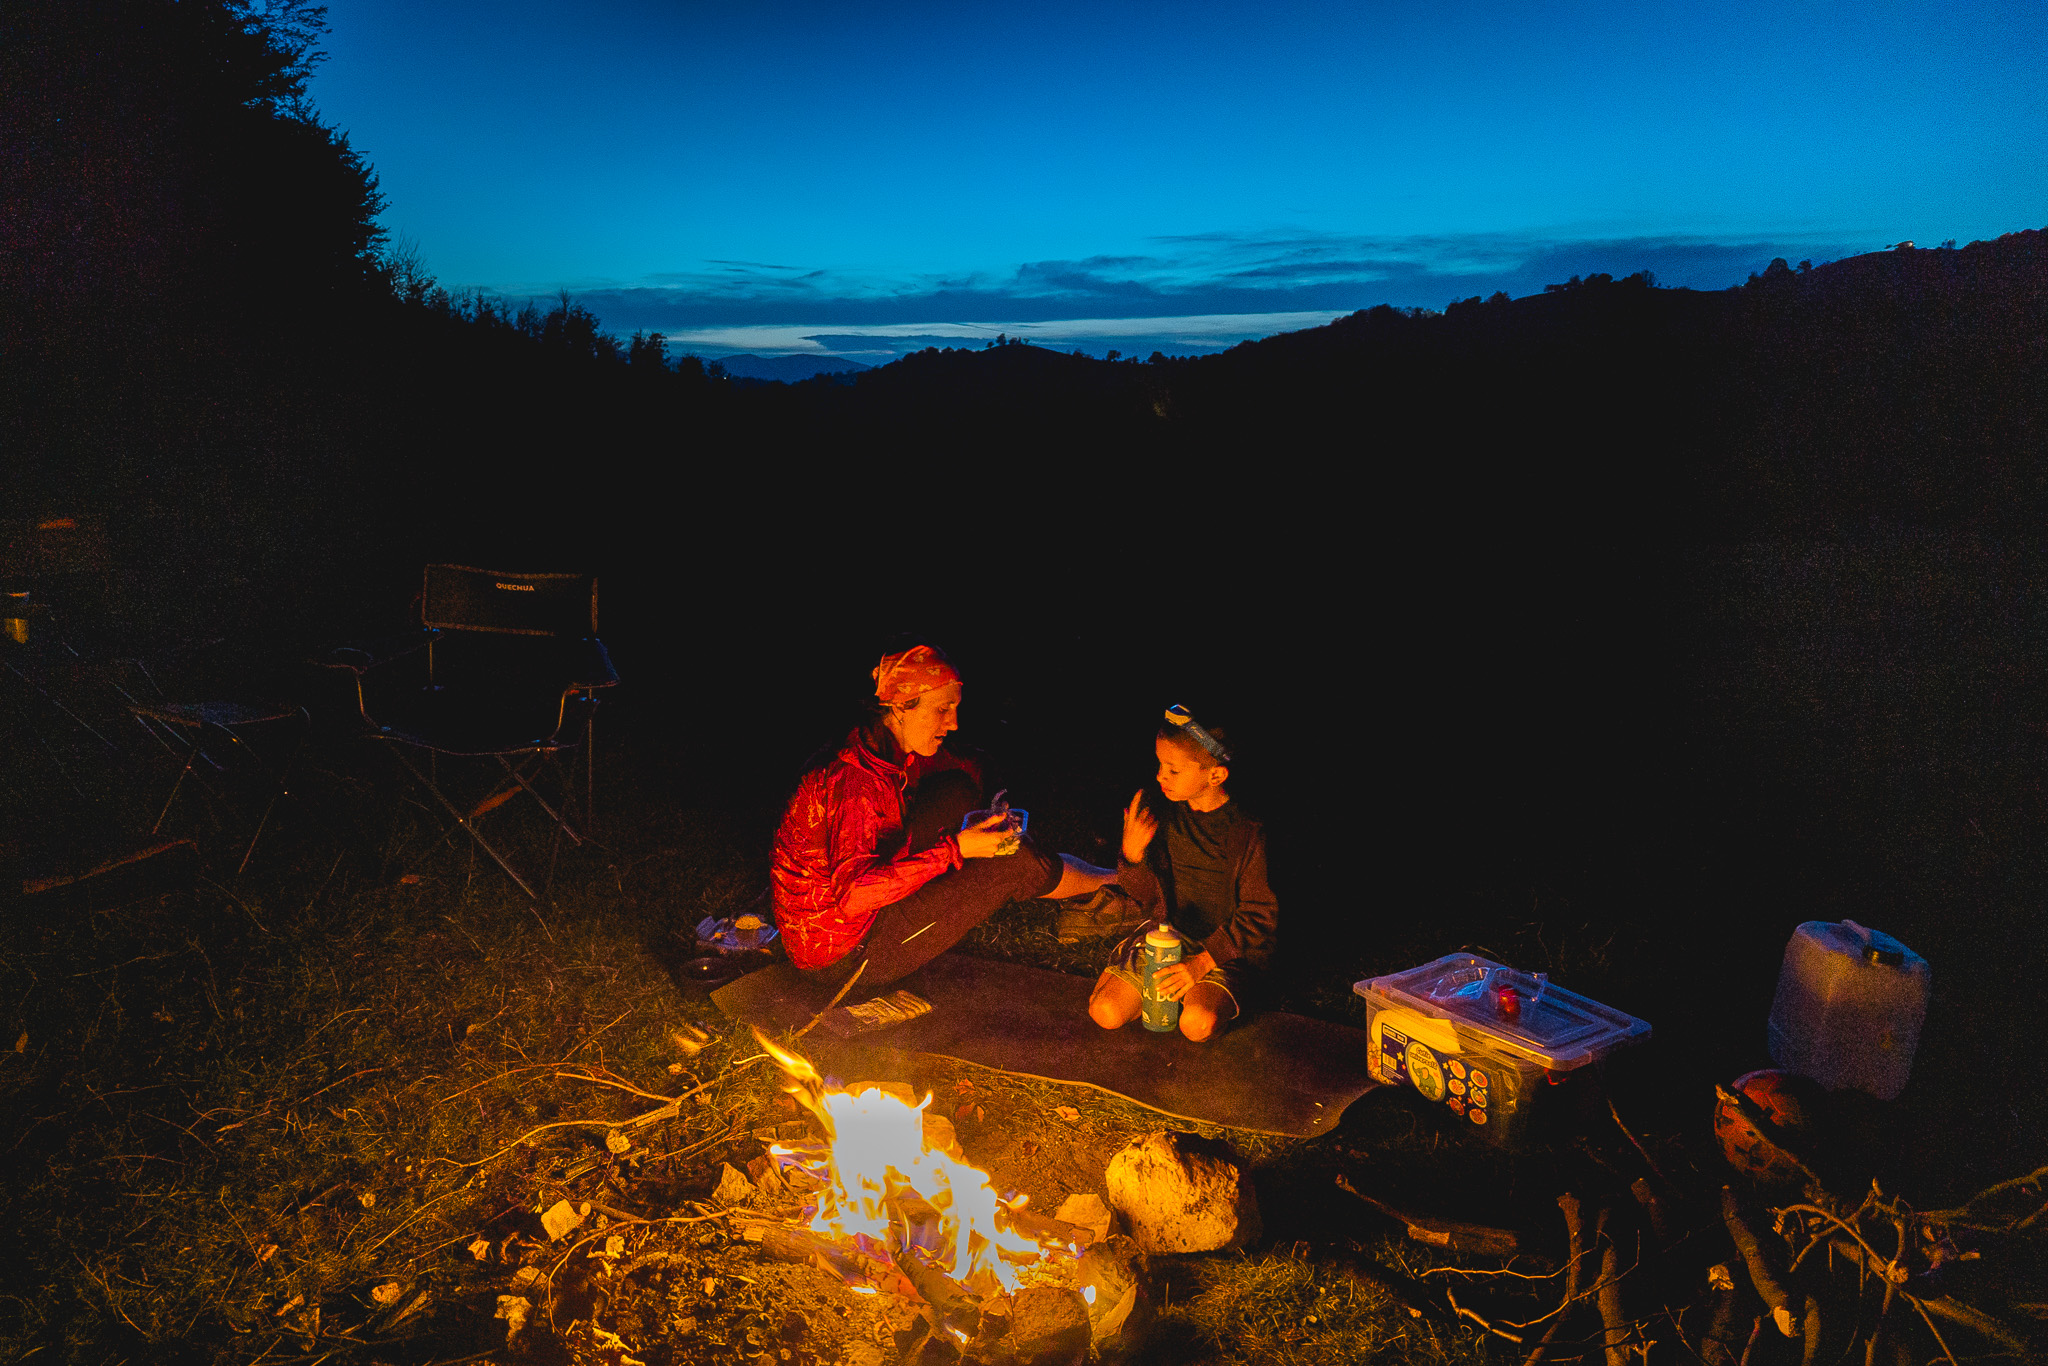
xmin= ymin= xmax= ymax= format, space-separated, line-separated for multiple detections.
xmin=872 ymin=645 xmax=961 ymax=706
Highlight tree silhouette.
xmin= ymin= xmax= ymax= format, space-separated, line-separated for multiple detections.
xmin=2 ymin=0 xmax=386 ymax=317
xmin=627 ymin=330 xmax=672 ymax=372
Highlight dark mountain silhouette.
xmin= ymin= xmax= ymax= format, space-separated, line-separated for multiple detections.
xmin=712 ymin=353 xmax=872 ymax=383
xmin=5 ymin=0 xmax=2044 ymax=630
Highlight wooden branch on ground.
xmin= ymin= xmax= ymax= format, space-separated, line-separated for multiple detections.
xmin=1445 ymin=1288 xmax=1524 ymax=1343
xmin=732 ymin=1215 xmax=912 ymax=1298
xmin=1722 ymin=1187 xmax=1797 ymax=1338
xmin=1522 ymin=1192 xmax=1585 ymax=1366
xmin=1906 ymin=1293 xmax=2034 ymax=1357
xmin=792 ymin=959 xmax=866 ymax=1042
xmin=1918 ymin=1163 xmax=2048 ymax=1234
xmin=1698 ymin=1265 xmax=1748 ymax=1366
xmin=1336 ymin=1174 xmax=1522 ymax=1257
xmin=1630 ymin=1177 xmax=1673 ymax=1246
xmin=1790 ymin=1295 xmax=1820 ymax=1366
xmin=1595 ymin=1205 xmax=1630 ymax=1366
xmin=1608 ymin=1095 xmax=1677 ymax=1192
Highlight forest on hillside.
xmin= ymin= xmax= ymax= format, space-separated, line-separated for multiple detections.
xmin=7 ymin=0 xmax=2047 ymax=619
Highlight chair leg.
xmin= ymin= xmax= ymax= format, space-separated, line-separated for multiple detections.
xmin=226 ymin=717 xmax=301 ymax=878
xmin=153 ymin=753 xmax=196 ymax=834
xmin=236 ymin=794 xmax=280 ymax=877
xmin=494 ymin=754 xmax=582 ymax=845
xmin=389 ymin=749 xmax=541 ymax=902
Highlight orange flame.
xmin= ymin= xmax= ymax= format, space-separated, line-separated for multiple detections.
xmin=754 ymin=1028 xmax=1070 ymax=1293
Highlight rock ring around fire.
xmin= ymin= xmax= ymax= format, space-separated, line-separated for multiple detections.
xmin=1104 ymin=1129 xmax=1261 ymax=1254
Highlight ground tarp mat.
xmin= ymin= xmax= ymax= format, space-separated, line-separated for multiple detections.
xmin=710 ymin=953 xmax=1375 ymax=1138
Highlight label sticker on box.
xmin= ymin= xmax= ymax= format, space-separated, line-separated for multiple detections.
xmin=1381 ymin=1022 xmax=1495 ymax=1121
xmin=1380 ymin=1025 xmax=1454 ymax=1102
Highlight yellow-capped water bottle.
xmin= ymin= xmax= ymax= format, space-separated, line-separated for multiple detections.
xmin=1140 ymin=926 xmax=1183 ymax=1033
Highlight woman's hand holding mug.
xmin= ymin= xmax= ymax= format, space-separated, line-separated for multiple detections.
xmin=957 ymin=810 xmax=1016 ymax=859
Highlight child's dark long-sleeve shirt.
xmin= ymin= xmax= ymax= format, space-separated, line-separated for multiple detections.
xmin=1117 ymin=800 xmax=1277 ymax=970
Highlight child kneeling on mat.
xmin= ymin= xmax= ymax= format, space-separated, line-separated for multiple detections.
xmin=1088 ymin=707 xmax=1277 ymax=1041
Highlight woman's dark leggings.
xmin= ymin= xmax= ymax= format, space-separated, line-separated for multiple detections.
xmin=800 ymin=770 xmax=1063 ymax=990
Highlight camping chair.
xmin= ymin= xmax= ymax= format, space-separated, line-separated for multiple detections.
xmin=321 ymin=565 xmax=617 ymax=900
xmin=123 ymin=679 xmax=308 ymax=876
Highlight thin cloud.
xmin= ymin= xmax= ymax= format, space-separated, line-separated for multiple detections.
xmin=665 ymin=312 xmax=1364 ymax=364
xmin=474 ymin=227 xmax=1877 ymax=360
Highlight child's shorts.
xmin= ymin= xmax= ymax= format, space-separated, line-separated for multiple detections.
xmin=1101 ymin=927 xmax=1250 ymax=1017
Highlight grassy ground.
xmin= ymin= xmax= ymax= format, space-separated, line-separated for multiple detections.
xmin=8 ymin=531 xmax=2048 ymax=1363
xmin=1 ymin=740 xmax=1554 ymax=1366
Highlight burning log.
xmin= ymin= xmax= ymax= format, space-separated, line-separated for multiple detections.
xmin=896 ymin=1246 xmax=985 ymax=1341
xmin=746 ymin=1028 xmax=1083 ymax=1306
xmin=1002 ymin=1204 xmax=1094 ymax=1252
xmin=734 ymin=1215 xmax=913 ymax=1297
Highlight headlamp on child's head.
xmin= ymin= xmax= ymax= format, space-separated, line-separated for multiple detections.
xmin=1164 ymin=704 xmax=1231 ymax=762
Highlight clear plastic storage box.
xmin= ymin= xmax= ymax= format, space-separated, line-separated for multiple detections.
xmin=1354 ymin=954 xmax=1651 ymax=1146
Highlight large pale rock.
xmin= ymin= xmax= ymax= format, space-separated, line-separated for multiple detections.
xmin=1104 ymin=1130 xmax=1261 ymax=1253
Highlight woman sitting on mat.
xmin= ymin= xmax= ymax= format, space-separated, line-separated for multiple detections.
xmin=771 ymin=643 xmax=1117 ymax=989
xmin=1089 ymin=707 xmax=1277 ymax=1042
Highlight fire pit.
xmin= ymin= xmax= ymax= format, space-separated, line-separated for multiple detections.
xmin=742 ymin=1031 xmax=1119 ymax=1358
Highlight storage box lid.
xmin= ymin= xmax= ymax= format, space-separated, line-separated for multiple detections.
xmin=1355 ymin=953 xmax=1651 ymax=1070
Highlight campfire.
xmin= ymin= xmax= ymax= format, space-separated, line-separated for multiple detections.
xmin=739 ymin=1030 xmax=1117 ymax=1354
xmin=754 ymin=1032 xmax=1084 ymax=1292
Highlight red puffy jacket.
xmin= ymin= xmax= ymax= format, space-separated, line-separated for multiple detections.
xmin=770 ymin=727 xmax=970 ymax=969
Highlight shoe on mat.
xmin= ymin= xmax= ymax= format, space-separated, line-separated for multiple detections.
xmin=1053 ymin=885 xmax=1147 ymax=944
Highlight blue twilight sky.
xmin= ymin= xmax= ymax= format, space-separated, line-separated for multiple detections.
xmin=310 ymin=0 xmax=2048 ymax=361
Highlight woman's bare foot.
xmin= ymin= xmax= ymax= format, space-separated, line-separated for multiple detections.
xmin=1050 ymin=853 xmax=1117 ymax=899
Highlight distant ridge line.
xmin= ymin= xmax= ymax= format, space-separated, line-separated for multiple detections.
xmin=709 ymin=353 xmax=873 ymax=383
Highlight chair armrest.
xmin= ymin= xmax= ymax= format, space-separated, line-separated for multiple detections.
xmin=317 ymin=628 xmax=439 ymax=674
xmin=568 ymin=637 xmax=619 ymax=691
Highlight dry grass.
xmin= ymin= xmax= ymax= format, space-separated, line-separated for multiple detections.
xmin=0 ymin=763 xmax=1529 ymax=1366
xmin=0 ymin=786 xmax=791 ymax=1361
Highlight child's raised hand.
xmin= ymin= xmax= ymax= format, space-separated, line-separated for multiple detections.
xmin=1121 ymin=791 xmax=1158 ymax=864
